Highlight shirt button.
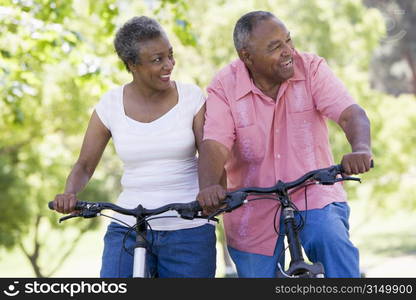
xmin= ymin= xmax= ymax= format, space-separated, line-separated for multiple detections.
xmin=275 ymin=153 xmax=281 ymax=159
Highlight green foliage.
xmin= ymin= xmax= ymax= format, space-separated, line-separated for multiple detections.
xmin=1 ymin=0 xmax=415 ymax=276
xmin=0 ymin=154 xmax=31 ymax=248
xmin=367 ymin=93 xmax=416 ymax=210
xmin=155 ymin=0 xmax=197 ymax=47
xmin=0 ymin=0 xmax=123 ymax=273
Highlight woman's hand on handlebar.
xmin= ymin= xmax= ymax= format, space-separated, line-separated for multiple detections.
xmin=196 ymin=184 xmax=227 ymax=215
xmin=52 ymin=192 xmax=78 ymax=214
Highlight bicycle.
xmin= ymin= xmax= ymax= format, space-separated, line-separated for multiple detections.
xmin=48 ymin=200 xmax=212 ymax=278
xmin=49 ymin=162 xmax=370 ymax=278
xmin=204 ymin=162 xmax=372 ymax=278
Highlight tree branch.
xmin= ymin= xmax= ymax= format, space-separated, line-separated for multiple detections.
xmin=404 ymin=47 xmax=416 ymax=95
xmin=45 ymin=223 xmax=95 ymax=277
xmin=18 ymin=215 xmax=44 ymax=277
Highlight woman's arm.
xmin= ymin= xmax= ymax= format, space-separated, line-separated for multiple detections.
xmin=193 ymin=103 xmax=206 ymax=152
xmin=53 ymin=111 xmax=111 ymax=213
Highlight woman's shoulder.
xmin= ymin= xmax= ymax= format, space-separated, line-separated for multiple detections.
xmin=95 ymin=84 xmax=123 ymax=117
xmin=99 ymin=85 xmax=123 ymax=103
xmin=176 ymin=81 xmax=205 ymax=103
xmin=176 ymin=81 xmax=205 ymax=115
xmin=176 ymin=81 xmax=204 ymax=95
xmin=94 ymin=85 xmax=124 ymax=116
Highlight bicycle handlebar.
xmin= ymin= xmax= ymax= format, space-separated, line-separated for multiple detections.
xmin=212 ymin=161 xmax=373 ymax=218
xmin=48 ymin=200 xmax=204 ymax=223
xmin=50 ymin=161 xmax=373 ymax=222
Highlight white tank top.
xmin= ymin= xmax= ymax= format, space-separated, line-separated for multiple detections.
xmin=95 ymin=82 xmax=212 ymax=230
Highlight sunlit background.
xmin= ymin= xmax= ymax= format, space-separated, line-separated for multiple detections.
xmin=1 ymin=0 xmax=415 ymax=278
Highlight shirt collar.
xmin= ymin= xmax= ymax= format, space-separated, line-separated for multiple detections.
xmin=234 ymin=50 xmax=306 ymax=101
xmin=234 ymin=59 xmax=253 ymax=100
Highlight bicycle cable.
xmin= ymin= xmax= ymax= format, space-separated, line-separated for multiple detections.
xmin=99 ymin=213 xmax=132 ymax=228
xmin=97 ymin=213 xmax=155 ymax=257
xmin=246 ymin=190 xmax=310 ymax=276
xmin=242 ymin=196 xmax=283 ymax=235
xmin=276 ymin=243 xmax=291 ymax=277
xmin=303 ymin=184 xmax=309 ymax=231
xmin=122 ymin=214 xmax=211 ymax=257
xmin=287 ymin=181 xmax=317 ymax=232
xmin=273 ymin=202 xmax=283 ymax=236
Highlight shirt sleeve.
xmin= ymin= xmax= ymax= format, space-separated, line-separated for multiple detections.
xmin=311 ymin=58 xmax=357 ymax=123
xmin=94 ymin=93 xmax=110 ymax=130
xmin=203 ymin=77 xmax=236 ymax=151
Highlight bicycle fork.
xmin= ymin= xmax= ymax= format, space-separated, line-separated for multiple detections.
xmin=132 ymin=219 xmax=148 ymax=278
xmin=277 ymin=206 xmax=325 ymax=278
xmin=283 ymin=207 xmax=304 ymax=264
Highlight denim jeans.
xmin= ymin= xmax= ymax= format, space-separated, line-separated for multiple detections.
xmin=100 ymin=222 xmax=216 ymax=278
xmin=228 ymin=202 xmax=360 ymax=278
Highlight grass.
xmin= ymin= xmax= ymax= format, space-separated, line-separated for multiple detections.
xmin=349 ymin=201 xmax=416 ymax=277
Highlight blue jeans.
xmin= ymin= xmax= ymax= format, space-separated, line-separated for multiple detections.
xmin=228 ymin=202 xmax=360 ymax=278
xmin=100 ymin=222 xmax=216 ymax=278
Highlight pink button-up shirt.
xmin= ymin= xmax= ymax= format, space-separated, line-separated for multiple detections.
xmin=203 ymin=50 xmax=357 ymax=256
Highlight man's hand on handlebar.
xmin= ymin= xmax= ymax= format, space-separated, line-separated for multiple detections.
xmin=341 ymin=151 xmax=373 ymax=175
xmin=196 ymin=184 xmax=227 ymax=215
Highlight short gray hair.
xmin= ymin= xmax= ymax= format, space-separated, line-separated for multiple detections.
xmin=114 ymin=16 xmax=164 ymax=72
xmin=233 ymin=11 xmax=275 ymax=51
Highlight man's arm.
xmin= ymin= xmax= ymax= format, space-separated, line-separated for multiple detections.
xmin=337 ymin=104 xmax=372 ymax=174
xmin=197 ymin=139 xmax=230 ymax=214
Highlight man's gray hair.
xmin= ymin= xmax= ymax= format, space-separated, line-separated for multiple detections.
xmin=233 ymin=11 xmax=275 ymax=51
xmin=114 ymin=16 xmax=164 ymax=72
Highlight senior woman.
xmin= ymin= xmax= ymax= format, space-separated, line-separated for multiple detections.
xmin=52 ymin=16 xmax=216 ymax=278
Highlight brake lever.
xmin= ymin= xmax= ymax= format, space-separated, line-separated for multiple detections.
xmin=313 ymin=170 xmax=339 ymax=185
xmin=82 ymin=210 xmax=100 ymax=218
xmin=58 ymin=208 xmax=99 ymax=223
xmin=178 ymin=206 xmax=201 ymax=220
xmin=198 ymin=215 xmax=220 ymax=223
xmin=223 ymin=192 xmax=248 ymax=212
xmin=58 ymin=213 xmax=82 ymax=223
xmin=337 ymin=176 xmax=361 ymax=183
xmin=178 ymin=210 xmax=219 ymax=223
xmin=206 ymin=209 xmax=226 ymax=221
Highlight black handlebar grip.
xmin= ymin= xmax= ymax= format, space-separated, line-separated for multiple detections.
xmin=48 ymin=200 xmax=87 ymax=211
xmin=190 ymin=200 xmax=203 ymax=211
xmin=339 ymin=159 xmax=374 ymax=173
